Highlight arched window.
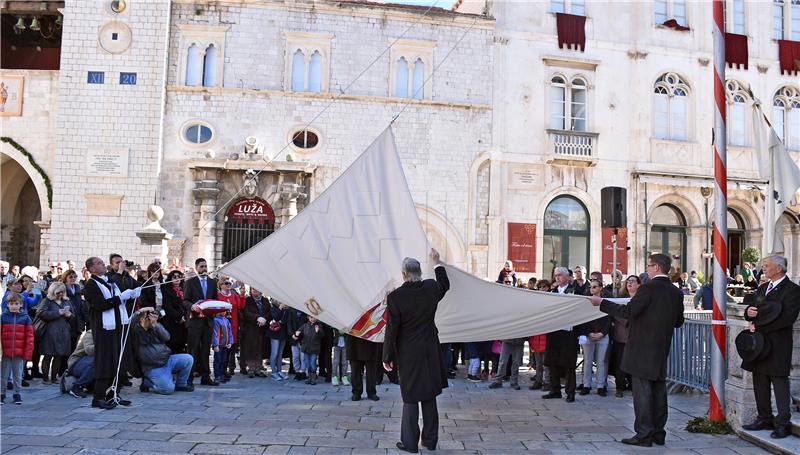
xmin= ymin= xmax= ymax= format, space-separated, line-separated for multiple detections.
xmin=543 ymin=196 xmax=590 ymax=279
xmin=308 ymin=51 xmax=322 ymax=93
xmin=474 ymin=160 xmax=490 ymax=245
xmin=654 ymin=73 xmax=689 ymax=141
xmin=726 ymin=80 xmax=750 ymax=146
xmin=202 ymin=44 xmax=217 ymax=87
xmin=395 ymin=57 xmax=409 ymax=98
xmin=412 ymin=58 xmax=425 ymax=100
xmin=773 ymin=86 xmax=800 ymax=150
xmin=291 ymin=49 xmax=305 ymax=92
xmin=549 ymin=76 xmax=588 ymax=132
xmin=185 ymin=44 xmax=202 ymax=87
xmin=649 ymin=204 xmax=687 ymax=272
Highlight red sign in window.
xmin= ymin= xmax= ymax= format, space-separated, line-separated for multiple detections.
xmin=507 ymin=223 xmax=537 ymax=273
xmin=226 ymin=198 xmax=275 ymax=225
xmin=601 ymin=227 xmax=628 ymax=275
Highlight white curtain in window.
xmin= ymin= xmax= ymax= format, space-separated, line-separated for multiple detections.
xmin=789 ymin=106 xmax=800 ymax=149
xmin=775 ymin=1 xmax=785 ymax=40
xmin=395 ymin=57 xmax=409 ymax=98
xmin=308 ymin=51 xmax=322 ymax=93
xmin=671 ymin=94 xmax=688 ymax=141
xmin=291 ymin=50 xmax=305 ymax=92
xmin=654 ymin=92 xmax=669 ymax=139
xmin=186 ymin=44 xmax=202 ymax=87
xmin=774 ymin=103 xmax=786 ymax=145
xmin=570 ymin=85 xmax=586 ymax=131
xmin=673 ymin=0 xmax=687 ymax=26
xmin=412 ymin=58 xmax=425 ymax=100
xmin=551 ymin=0 xmax=565 ymax=14
xmin=549 ymin=83 xmax=566 ymax=130
xmin=733 ymin=0 xmax=745 ymax=34
xmin=729 ymin=100 xmax=746 ymax=146
xmin=202 ymin=44 xmax=217 ymax=87
xmin=654 ymin=0 xmax=668 ymax=23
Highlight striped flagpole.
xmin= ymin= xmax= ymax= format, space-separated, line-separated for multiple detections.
xmin=710 ymin=0 xmax=728 ymax=423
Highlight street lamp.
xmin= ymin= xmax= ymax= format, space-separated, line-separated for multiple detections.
xmin=701 ymin=186 xmax=713 ymax=279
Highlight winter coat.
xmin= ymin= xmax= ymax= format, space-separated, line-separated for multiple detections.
xmin=742 ymin=278 xmax=800 ymax=377
xmin=383 ymin=265 xmax=450 ymax=403
xmin=242 ymin=296 xmax=269 ymax=362
xmin=545 ymin=284 xmax=580 ymax=368
xmin=67 ymin=330 xmax=94 ymax=370
xmin=65 ymin=284 xmax=89 ymax=336
xmin=131 ymin=313 xmax=172 ymax=373
xmin=212 ymin=316 xmax=233 ymax=348
xmin=2 ymin=290 xmax=39 ymax=314
xmin=296 ymin=322 xmax=323 ymax=354
xmin=1 ymin=310 xmax=34 ymax=360
xmin=286 ymin=309 xmax=308 ymax=346
xmin=600 ymin=276 xmax=684 ymax=381
xmin=528 ymin=335 xmax=547 ymax=353
xmin=345 ymin=334 xmax=379 ymax=361
xmin=216 ymin=292 xmax=244 ymax=344
xmin=36 ymin=298 xmax=74 ymax=356
xmin=464 ymin=341 xmax=493 ymax=359
xmin=160 ymin=283 xmax=187 ymax=354
xmin=266 ymin=303 xmax=289 ymax=340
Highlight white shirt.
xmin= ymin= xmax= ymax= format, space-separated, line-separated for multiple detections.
xmin=557 ymin=284 xmax=569 ymax=294
xmin=767 ymin=275 xmax=787 ymax=294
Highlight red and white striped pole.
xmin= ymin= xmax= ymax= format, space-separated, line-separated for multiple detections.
xmin=710 ymin=0 xmax=728 ymax=423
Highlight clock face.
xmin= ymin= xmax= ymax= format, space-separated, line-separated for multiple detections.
xmin=111 ymin=0 xmax=127 ymax=14
xmin=98 ymin=21 xmax=132 ymax=54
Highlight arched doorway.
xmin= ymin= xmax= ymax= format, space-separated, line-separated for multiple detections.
xmin=543 ymin=195 xmax=590 ymax=279
xmin=727 ymin=209 xmax=746 ymax=275
xmin=649 ymin=204 xmax=687 ymax=272
xmin=222 ymin=198 xmax=275 ymax=263
xmin=1 ymin=155 xmax=42 ymax=267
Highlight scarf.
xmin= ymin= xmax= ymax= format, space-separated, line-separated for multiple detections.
xmin=172 ymin=283 xmax=184 ymax=300
xmin=92 ymin=276 xmax=130 ymax=330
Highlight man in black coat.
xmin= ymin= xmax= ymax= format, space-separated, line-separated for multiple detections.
xmin=346 ymin=334 xmax=379 ymax=401
xmin=591 ymin=253 xmax=684 ymax=447
xmin=182 ymin=258 xmax=218 ymax=386
xmin=543 ymin=266 xmax=579 ymax=402
xmin=383 ymin=249 xmax=449 ymax=453
xmin=741 ymin=255 xmax=800 ymax=439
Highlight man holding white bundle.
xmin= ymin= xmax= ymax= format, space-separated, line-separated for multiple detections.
xmin=83 ymin=256 xmax=141 ymax=410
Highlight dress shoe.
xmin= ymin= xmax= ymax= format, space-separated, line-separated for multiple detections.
xmin=652 ymin=434 xmax=665 ymax=445
xmin=597 ymin=387 xmax=607 ymax=397
xmin=488 ymin=382 xmax=502 ymax=389
xmin=510 ymin=383 xmax=521 ymax=390
xmin=423 ymin=443 xmax=436 ymax=451
xmin=615 ymin=389 xmax=624 ymax=398
xmin=621 ymin=436 xmax=652 ymax=447
xmin=742 ymin=419 xmax=774 ymax=431
xmin=116 ymin=397 xmax=132 ymax=406
xmin=542 ymin=392 xmax=562 ymax=399
xmin=200 ymin=377 xmax=219 ymax=386
xmin=579 ymin=386 xmax=590 ymax=396
xmin=367 ymin=395 xmax=380 ymax=401
xmin=91 ymin=398 xmax=116 ymax=410
xmin=351 ymin=394 xmax=361 ymax=401
xmin=529 ymin=380 xmax=542 ymax=390
xmin=565 ymin=395 xmax=575 ymax=403
xmin=395 ymin=442 xmax=418 ymax=453
xmin=770 ymin=426 xmax=789 ymax=439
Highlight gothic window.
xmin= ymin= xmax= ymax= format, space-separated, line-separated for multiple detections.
xmin=389 ymin=40 xmax=435 ymax=101
xmin=654 ymin=72 xmax=690 ymax=141
xmin=178 ymin=25 xmax=228 ymax=87
xmin=284 ymin=33 xmax=332 ymax=93
xmin=185 ymin=44 xmax=202 ymax=87
xmin=202 ymin=44 xmax=218 ymax=87
xmin=773 ymin=86 xmax=800 ymax=150
xmin=291 ymin=50 xmax=305 ymax=92
xmin=394 ymin=57 xmax=409 ymax=98
xmin=774 ymin=0 xmax=800 ymax=40
xmin=725 ymin=80 xmax=750 ymax=146
xmin=549 ymin=75 xmax=587 ymax=131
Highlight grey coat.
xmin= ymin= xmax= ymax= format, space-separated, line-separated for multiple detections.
xmin=37 ymin=298 xmax=74 ymax=356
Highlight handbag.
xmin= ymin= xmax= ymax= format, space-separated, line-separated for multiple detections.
xmin=491 ymin=340 xmax=502 ymax=355
xmin=269 ymin=321 xmax=281 ymax=332
xmin=33 ymin=315 xmax=47 ymax=340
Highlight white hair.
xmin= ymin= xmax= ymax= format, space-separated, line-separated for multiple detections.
xmin=553 ymin=266 xmax=570 ymax=276
xmin=402 ymin=257 xmax=422 ymax=282
xmin=765 ymin=255 xmax=788 ymax=272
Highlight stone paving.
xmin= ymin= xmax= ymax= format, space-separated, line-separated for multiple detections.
xmin=0 ymin=369 xmax=771 ymax=455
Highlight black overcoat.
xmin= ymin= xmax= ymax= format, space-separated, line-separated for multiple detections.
xmin=160 ymin=283 xmax=187 ymax=353
xmin=544 ymin=284 xmax=580 ymax=368
xmin=599 ymin=276 xmax=684 ymax=381
xmin=84 ymin=276 xmax=132 ymax=378
xmin=345 ymin=334 xmax=379 ymax=361
xmin=383 ymin=265 xmax=449 ymax=403
xmin=742 ymin=278 xmax=800 ymax=377
xmin=241 ymin=296 xmax=268 ymax=363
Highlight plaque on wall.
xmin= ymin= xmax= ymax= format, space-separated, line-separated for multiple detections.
xmin=507 ymin=164 xmax=543 ymax=190
xmin=86 ymin=149 xmax=130 ymax=177
xmin=85 ymin=194 xmax=123 ymax=217
xmin=0 ymin=75 xmax=24 ymax=116
xmin=507 ymin=222 xmax=537 ymax=273
xmin=601 ymin=227 xmax=628 ymax=274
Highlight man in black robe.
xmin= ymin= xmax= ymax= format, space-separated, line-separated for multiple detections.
xmin=83 ymin=256 xmax=140 ymax=409
xmin=383 ymin=249 xmax=449 ymax=453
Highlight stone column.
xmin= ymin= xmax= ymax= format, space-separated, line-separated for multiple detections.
xmin=279 ymin=182 xmax=306 ymax=226
xmin=192 ymin=170 xmax=221 ymax=267
xmin=33 ymin=221 xmax=51 ymax=271
xmin=135 ymin=205 xmax=173 ymax=265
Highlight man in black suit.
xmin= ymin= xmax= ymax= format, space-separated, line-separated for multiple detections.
xmin=383 ymin=249 xmax=449 ymax=454
xmin=182 ymin=258 xmax=218 ymax=386
xmin=591 ymin=253 xmax=684 ymax=447
xmin=543 ymin=266 xmax=579 ymax=402
xmin=741 ymin=255 xmax=800 ymax=439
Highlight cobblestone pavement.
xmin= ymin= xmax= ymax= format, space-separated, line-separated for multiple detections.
xmin=0 ymin=370 xmax=769 ymax=455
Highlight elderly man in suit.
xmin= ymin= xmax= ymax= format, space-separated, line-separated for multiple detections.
xmin=542 ymin=266 xmax=579 ymax=402
xmin=590 ymin=253 xmax=684 ymax=447
xmin=383 ymin=249 xmax=449 ymax=454
xmin=182 ymin=258 xmax=218 ymax=386
xmin=741 ymin=255 xmax=800 ymax=439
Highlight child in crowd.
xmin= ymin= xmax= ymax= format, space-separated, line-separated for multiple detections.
xmin=464 ymin=342 xmax=483 ymax=382
xmin=1 ymin=293 xmax=34 ymax=404
xmin=212 ymin=310 xmax=233 ymax=384
xmin=331 ymin=328 xmax=350 ymax=386
xmin=293 ymin=315 xmax=324 ymax=385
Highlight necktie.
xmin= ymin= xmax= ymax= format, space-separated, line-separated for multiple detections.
xmin=766 ymin=282 xmax=774 ymax=294
xmin=201 ymin=278 xmax=207 ymax=298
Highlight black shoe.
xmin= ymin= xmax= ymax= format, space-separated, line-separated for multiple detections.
xmin=91 ymin=398 xmax=116 ymax=410
xmin=621 ymin=436 xmax=652 ymax=447
xmin=742 ymin=419 xmax=774 ymax=431
xmin=200 ymin=377 xmax=219 ymax=386
xmin=467 ymin=375 xmax=481 ymax=382
xmin=529 ymin=380 xmax=542 ymax=390
xmin=367 ymin=395 xmax=380 ymax=401
xmin=542 ymin=392 xmax=562 ymax=399
xmin=6 ymin=382 xmax=11 ymax=390
xmin=13 ymin=394 xmax=22 ymax=405
xmin=579 ymin=387 xmax=590 ymax=396
xmin=395 ymin=442 xmax=418 ymax=453
xmin=488 ymin=382 xmax=502 ymax=389
xmin=1 ymin=394 xmax=4 ymax=404
xmin=510 ymin=383 xmax=520 ymax=390
xmin=615 ymin=389 xmax=624 ymax=398
xmin=174 ymin=385 xmax=193 ymax=392
xmin=351 ymin=394 xmax=361 ymax=401
xmin=69 ymin=385 xmax=87 ymax=398
xmin=770 ymin=426 xmax=789 ymax=439
xmin=21 ymin=380 xmax=29 ymax=387
xmin=447 ymin=372 xmax=456 ymax=379
xmin=294 ymin=374 xmax=304 ymax=381
xmin=565 ymin=395 xmax=575 ymax=403
xmin=116 ymin=397 xmax=132 ymax=406
xmin=423 ymin=443 xmax=436 ymax=451
xmin=139 ymin=384 xmax=150 ymax=393
xmin=597 ymin=387 xmax=607 ymax=397
xmin=652 ymin=434 xmax=665 ymax=445
xmin=121 ymin=378 xmax=132 ymax=387
xmin=248 ymin=373 xmax=255 ymax=378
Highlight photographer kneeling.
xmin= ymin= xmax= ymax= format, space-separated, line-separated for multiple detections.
xmin=132 ymin=307 xmax=194 ymax=394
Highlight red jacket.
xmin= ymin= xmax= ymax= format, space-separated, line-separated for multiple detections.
xmin=528 ymin=334 xmax=547 ymax=353
xmin=216 ymin=292 xmax=244 ymax=344
xmin=1 ymin=311 xmax=35 ymax=360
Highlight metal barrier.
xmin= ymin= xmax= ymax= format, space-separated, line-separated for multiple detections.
xmin=667 ymin=318 xmax=712 ymax=392
xmin=684 ymin=310 xmax=713 ymax=321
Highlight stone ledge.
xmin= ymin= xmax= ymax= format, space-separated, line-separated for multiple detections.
xmin=738 ymin=425 xmax=800 ymax=455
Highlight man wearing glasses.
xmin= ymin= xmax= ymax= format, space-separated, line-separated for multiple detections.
xmin=590 ymin=253 xmax=684 ymax=447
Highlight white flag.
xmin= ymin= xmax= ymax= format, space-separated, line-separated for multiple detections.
xmin=753 ymin=103 xmax=800 ymax=254
xmin=218 ymin=127 xmax=604 ymax=342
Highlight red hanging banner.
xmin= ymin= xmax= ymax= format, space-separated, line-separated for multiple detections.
xmin=601 ymin=227 xmax=628 ymax=275
xmin=226 ymin=198 xmax=275 ymax=225
xmin=507 ymin=223 xmax=537 ymax=273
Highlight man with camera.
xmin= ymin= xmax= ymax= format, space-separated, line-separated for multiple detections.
xmin=107 ymin=254 xmax=139 ymax=311
xmin=132 ymin=306 xmax=194 ymax=394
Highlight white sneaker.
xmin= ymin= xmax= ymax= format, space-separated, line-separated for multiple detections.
xmin=332 ymin=376 xmax=340 ymax=386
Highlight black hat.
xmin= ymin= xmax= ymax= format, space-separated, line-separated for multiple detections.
xmin=735 ymin=330 xmax=770 ymax=362
xmin=753 ymin=301 xmax=781 ymax=327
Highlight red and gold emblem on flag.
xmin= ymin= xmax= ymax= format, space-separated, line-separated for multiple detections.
xmin=349 ymin=298 xmax=388 ymax=341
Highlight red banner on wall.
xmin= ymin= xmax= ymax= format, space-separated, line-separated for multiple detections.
xmin=507 ymin=223 xmax=537 ymax=273
xmin=601 ymin=227 xmax=628 ymax=275
xmin=226 ymin=198 xmax=275 ymax=225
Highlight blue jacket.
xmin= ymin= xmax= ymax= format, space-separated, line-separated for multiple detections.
xmin=2 ymin=290 xmax=40 ymax=314
xmin=212 ymin=316 xmax=233 ymax=348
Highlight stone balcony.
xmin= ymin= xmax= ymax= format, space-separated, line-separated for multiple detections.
xmin=545 ymin=129 xmax=599 ymax=167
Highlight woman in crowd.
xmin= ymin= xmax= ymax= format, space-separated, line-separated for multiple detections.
xmin=36 ymin=282 xmax=75 ymax=383
xmin=578 ymin=279 xmax=611 ymax=396
xmin=160 ymin=270 xmax=187 ymax=354
xmin=59 ymin=269 xmax=88 ymax=355
xmin=242 ymin=288 xmax=269 ymax=378
xmin=267 ymin=300 xmax=289 ymax=380
xmin=610 ymin=275 xmax=639 ymax=397
xmin=139 ymin=263 xmax=163 ymax=310
xmin=744 ymin=273 xmax=759 ymax=291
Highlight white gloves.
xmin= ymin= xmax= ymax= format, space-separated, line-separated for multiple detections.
xmin=120 ymin=288 xmax=141 ymax=301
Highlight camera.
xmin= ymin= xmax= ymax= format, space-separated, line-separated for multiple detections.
xmin=124 ymin=260 xmax=135 ymax=268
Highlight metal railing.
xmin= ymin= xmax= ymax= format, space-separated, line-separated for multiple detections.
xmin=667 ymin=318 xmax=712 ymax=392
xmin=684 ymin=310 xmax=713 ymax=321
xmin=547 ymin=129 xmax=598 ymax=159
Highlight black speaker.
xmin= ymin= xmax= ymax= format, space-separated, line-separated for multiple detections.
xmin=601 ymin=187 xmax=627 ymax=228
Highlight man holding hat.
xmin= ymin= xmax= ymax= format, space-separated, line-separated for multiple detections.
xmin=740 ymin=255 xmax=800 ymax=439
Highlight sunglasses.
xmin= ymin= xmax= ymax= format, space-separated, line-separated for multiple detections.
xmin=222 ymin=282 xmax=231 ymax=285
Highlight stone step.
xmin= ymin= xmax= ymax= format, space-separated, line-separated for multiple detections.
xmin=737 ymin=419 xmax=800 ymax=455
